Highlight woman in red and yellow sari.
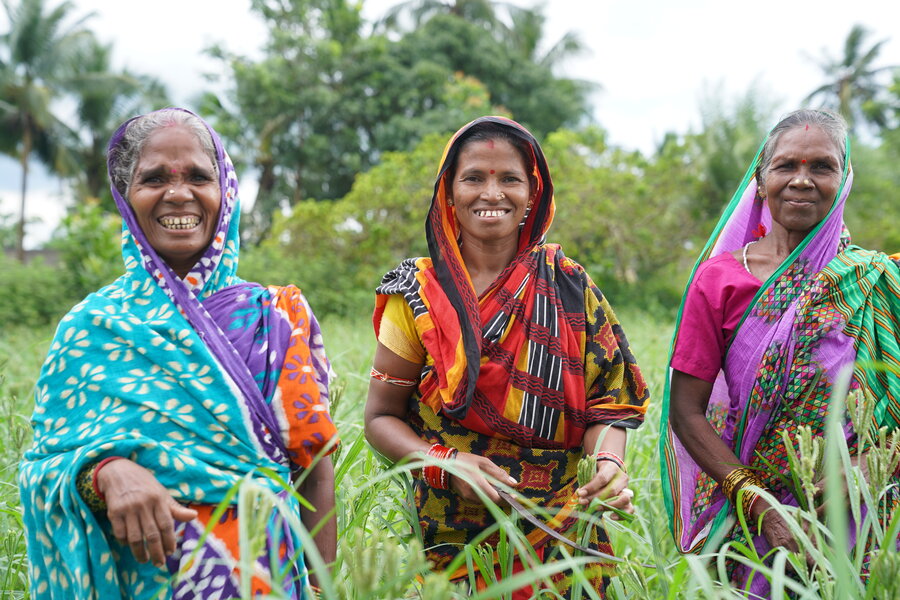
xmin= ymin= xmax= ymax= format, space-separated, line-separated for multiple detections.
xmin=364 ymin=116 xmax=650 ymax=598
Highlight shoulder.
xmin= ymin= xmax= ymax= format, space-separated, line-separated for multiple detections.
xmin=694 ymin=252 xmax=743 ymax=281
xmin=376 ymin=257 xmax=431 ymax=295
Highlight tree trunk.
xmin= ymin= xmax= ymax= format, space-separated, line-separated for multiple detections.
xmin=16 ymin=126 xmax=32 ymax=263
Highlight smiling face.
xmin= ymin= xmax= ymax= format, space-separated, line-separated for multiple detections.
xmin=760 ymin=125 xmax=843 ymax=236
xmin=450 ymin=138 xmax=532 ymax=253
xmin=129 ymin=125 xmax=221 ymax=278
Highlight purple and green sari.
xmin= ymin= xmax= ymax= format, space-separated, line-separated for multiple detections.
xmin=660 ymin=137 xmax=900 ymax=594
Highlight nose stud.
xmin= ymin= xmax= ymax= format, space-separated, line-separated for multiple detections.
xmin=168 ymin=189 xmax=176 ymax=195
xmin=497 ymin=192 xmax=506 ymax=200
xmin=791 ymin=178 xmax=811 ymax=186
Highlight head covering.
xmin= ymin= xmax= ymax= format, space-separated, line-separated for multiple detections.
xmin=376 ymin=116 xmax=648 ymax=448
xmin=19 ymin=108 xmax=336 ymax=599
xmin=660 ymin=116 xmax=900 ymax=592
xmin=425 ymin=115 xmax=555 ymax=420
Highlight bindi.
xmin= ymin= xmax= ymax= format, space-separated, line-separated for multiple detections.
xmin=170 ymin=168 xmax=178 ymax=174
xmin=805 ymin=124 xmax=809 ymax=131
xmin=486 ymin=139 xmax=495 ymax=149
xmin=489 ymin=169 xmax=495 ymax=174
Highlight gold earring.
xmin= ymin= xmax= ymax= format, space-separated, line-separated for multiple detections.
xmin=447 ymin=198 xmax=454 ymax=206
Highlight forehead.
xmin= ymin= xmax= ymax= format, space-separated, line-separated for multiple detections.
xmin=772 ymin=125 xmax=841 ymax=160
xmin=456 ymin=138 xmax=526 ymax=169
xmin=138 ymin=125 xmax=210 ymax=165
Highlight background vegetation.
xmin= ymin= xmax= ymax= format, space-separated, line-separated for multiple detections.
xmin=2 ymin=0 xmax=899 ymax=598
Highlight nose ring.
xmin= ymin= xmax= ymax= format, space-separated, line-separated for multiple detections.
xmin=497 ymin=192 xmax=506 ymax=200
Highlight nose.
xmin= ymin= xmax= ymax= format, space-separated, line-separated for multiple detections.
xmin=166 ymin=182 xmax=192 ymax=201
xmin=790 ymin=176 xmax=813 ymax=189
xmin=480 ymin=180 xmax=502 ymax=201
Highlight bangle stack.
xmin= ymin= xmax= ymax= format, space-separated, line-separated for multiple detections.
xmin=721 ymin=467 xmax=766 ymax=518
xmin=595 ymin=450 xmax=626 ymax=472
xmin=423 ymin=443 xmax=458 ymax=490
xmin=76 ymin=456 xmax=125 ymax=511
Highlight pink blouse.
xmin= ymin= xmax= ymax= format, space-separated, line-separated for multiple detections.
xmin=670 ymin=252 xmax=762 ymax=382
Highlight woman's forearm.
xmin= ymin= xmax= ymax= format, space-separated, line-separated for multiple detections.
xmin=582 ymin=424 xmax=627 ymax=458
xmin=298 ymin=456 xmax=336 ymax=584
xmin=364 ymin=413 xmax=433 ymax=463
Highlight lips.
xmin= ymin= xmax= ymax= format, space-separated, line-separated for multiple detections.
xmin=158 ymin=215 xmax=201 ymax=230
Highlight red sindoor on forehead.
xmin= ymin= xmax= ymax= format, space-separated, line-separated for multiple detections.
xmin=486 ymin=139 xmax=495 ymax=148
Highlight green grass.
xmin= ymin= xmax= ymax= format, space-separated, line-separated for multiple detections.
xmin=1 ymin=310 xmax=898 ymax=599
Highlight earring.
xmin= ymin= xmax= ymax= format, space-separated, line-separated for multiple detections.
xmin=527 ymin=199 xmax=533 ymax=209
xmin=447 ymin=198 xmax=454 ymax=206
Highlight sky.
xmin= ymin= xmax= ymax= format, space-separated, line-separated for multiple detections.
xmin=2 ymin=0 xmax=898 ymax=248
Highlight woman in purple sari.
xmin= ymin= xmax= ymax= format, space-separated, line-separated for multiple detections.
xmin=19 ymin=108 xmax=338 ymax=599
xmin=660 ymin=109 xmax=900 ymax=595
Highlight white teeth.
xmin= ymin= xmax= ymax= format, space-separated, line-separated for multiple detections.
xmin=158 ymin=216 xmax=200 ymax=230
xmin=476 ymin=210 xmax=507 ymax=218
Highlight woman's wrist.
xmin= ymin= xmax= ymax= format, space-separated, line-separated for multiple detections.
xmin=595 ymin=450 xmax=626 ymax=472
xmin=422 ymin=444 xmax=458 ymax=489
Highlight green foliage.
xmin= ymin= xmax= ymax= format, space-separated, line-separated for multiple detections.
xmin=239 ymin=132 xmax=445 ymax=317
xmin=0 ymin=253 xmax=77 ymax=327
xmin=48 ymin=199 xmax=122 ymax=298
xmin=542 ymin=127 xmax=704 ymax=307
xmin=207 ymin=0 xmax=590 ymax=240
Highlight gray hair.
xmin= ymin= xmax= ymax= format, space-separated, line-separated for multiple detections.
xmin=755 ymin=109 xmax=848 ymax=188
xmin=109 ymin=109 xmax=219 ymax=198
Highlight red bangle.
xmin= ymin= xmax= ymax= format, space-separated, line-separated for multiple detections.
xmin=595 ymin=450 xmax=625 ymax=472
xmin=423 ymin=444 xmax=457 ymax=490
xmin=92 ymin=456 xmax=125 ymax=501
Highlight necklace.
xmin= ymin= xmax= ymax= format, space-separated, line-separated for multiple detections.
xmin=742 ymin=240 xmax=757 ymax=275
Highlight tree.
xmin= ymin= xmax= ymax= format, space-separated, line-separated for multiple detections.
xmin=804 ymin=24 xmax=897 ymax=133
xmin=0 ymin=0 xmax=91 ymax=260
xmin=63 ymin=37 xmax=168 ymax=208
xmin=377 ymin=0 xmax=502 ymax=34
xmin=689 ymin=82 xmax=776 ymax=223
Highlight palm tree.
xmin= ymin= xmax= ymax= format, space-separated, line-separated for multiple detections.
xmin=0 ymin=0 xmax=91 ymax=260
xmin=804 ymin=24 xmax=897 ymax=133
xmin=504 ymin=3 xmax=585 ymax=70
xmin=376 ymin=0 xmax=501 ymax=33
xmin=63 ymin=37 xmax=169 ymax=207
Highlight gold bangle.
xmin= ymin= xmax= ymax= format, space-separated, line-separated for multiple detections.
xmin=721 ymin=467 xmax=756 ymax=503
xmin=76 ymin=463 xmax=107 ymax=512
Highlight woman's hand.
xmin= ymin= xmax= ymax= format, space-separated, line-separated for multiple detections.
xmin=576 ymin=461 xmax=632 ymax=516
xmin=448 ymin=452 xmax=517 ymax=504
xmin=97 ymin=459 xmax=198 ymax=567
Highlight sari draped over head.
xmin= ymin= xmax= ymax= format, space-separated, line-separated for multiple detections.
xmin=373 ymin=116 xmax=650 ymax=594
xmin=18 ymin=108 xmax=338 ymax=600
xmin=660 ymin=135 xmax=900 ymax=592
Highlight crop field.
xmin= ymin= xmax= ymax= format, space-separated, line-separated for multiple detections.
xmin=0 ymin=309 xmax=897 ymax=599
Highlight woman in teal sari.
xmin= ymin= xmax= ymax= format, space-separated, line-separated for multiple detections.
xmin=661 ymin=109 xmax=900 ymax=595
xmin=19 ymin=108 xmax=338 ymax=599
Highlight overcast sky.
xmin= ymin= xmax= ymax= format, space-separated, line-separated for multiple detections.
xmin=2 ymin=0 xmax=897 ymax=247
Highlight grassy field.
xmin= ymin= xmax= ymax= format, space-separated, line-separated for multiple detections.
xmin=0 ymin=308 xmax=897 ymax=599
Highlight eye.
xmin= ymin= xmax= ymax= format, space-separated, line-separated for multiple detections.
xmin=812 ymin=161 xmax=836 ymax=172
xmin=502 ymin=175 xmax=524 ymax=183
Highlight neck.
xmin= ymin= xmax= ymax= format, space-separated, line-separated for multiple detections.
xmin=762 ymin=223 xmax=813 ymax=260
xmin=459 ymin=235 xmax=519 ymax=296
